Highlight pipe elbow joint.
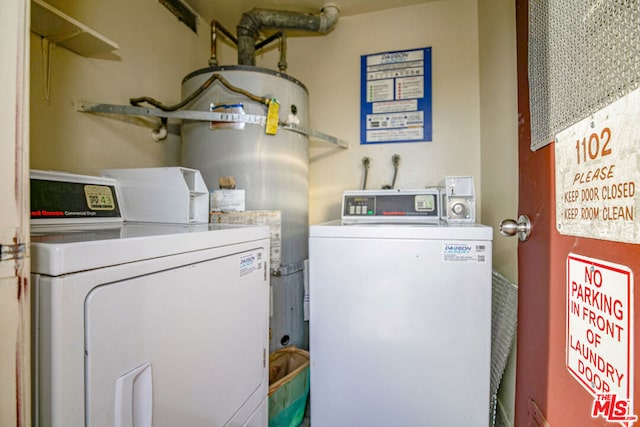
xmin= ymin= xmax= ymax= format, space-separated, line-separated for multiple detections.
xmin=237 ymin=11 xmax=260 ymax=38
xmin=319 ymin=4 xmax=340 ymax=32
xmin=151 ymin=122 xmax=168 ymax=142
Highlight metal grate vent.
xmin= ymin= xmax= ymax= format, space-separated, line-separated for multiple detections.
xmin=528 ymin=0 xmax=640 ymax=151
xmin=489 ymin=270 xmax=518 ymax=427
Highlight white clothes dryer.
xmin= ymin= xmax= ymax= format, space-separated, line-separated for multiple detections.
xmin=31 ymin=170 xmax=270 ymax=427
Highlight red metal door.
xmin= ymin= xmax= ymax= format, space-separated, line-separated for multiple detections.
xmin=515 ymin=1 xmax=640 ymax=425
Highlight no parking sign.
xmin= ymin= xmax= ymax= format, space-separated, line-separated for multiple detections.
xmin=566 ymin=254 xmax=635 ymax=423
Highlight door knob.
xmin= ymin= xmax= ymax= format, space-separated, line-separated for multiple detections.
xmin=499 ymin=215 xmax=531 ymax=241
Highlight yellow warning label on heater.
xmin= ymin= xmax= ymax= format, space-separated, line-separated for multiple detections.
xmin=266 ymin=99 xmax=279 ymax=135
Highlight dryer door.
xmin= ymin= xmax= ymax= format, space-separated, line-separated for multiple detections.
xmin=84 ymin=248 xmax=268 ymax=427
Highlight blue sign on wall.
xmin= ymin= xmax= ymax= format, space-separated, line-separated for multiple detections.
xmin=360 ymin=47 xmax=432 ymax=144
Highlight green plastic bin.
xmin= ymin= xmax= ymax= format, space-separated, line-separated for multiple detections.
xmin=268 ymin=346 xmax=310 ymax=427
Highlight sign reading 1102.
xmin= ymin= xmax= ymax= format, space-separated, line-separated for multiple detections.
xmin=360 ymin=47 xmax=432 ymax=145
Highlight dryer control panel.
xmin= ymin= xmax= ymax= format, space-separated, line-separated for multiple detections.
xmin=30 ymin=170 xmax=123 ymax=225
xmin=342 ymin=189 xmax=441 ymax=224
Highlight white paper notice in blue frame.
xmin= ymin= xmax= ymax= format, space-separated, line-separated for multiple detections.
xmin=360 ymin=47 xmax=432 ymax=144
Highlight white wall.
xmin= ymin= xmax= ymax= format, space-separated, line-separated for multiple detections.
xmin=478 ymin=1 xmax=519 ymax=425
xmin=30 ymin=0 xmax=488 ymax=228
xmin=30 ymin=0 xmax=211 ymax=175
xmin=478 ymin=0 xmax=518 ymax=283
xmin=282 ymin=0 xmax=482 ymax=225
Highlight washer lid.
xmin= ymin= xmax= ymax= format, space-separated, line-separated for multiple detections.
xmin=309 ymin=220 xmax=493 ymax=240
xmin=31 ymin=222 xmax=269 ymax=276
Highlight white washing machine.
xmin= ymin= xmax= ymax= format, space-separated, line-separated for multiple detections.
xmin=309 ymin=219 xmax=493 ymax=426
xmin=31 ymin=171 xmax=270 ymax=427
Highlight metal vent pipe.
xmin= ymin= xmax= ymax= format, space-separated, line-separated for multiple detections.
xmin=237 ymin=4 xmax=339 ymax=65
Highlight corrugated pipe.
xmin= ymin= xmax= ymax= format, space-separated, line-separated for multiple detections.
xmin=236 ymin=4 xmax=339 ymax=66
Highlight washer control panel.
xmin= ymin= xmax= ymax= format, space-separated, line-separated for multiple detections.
xmin=342 ymin=189 xmax=441 ymax=223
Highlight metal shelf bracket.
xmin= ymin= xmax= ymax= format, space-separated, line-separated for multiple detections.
xmin=76 ymin=101 xmax=349 ymax=148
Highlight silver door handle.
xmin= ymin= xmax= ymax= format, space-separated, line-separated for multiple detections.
xmin=499 ymin=215 xmax=531 ymax=241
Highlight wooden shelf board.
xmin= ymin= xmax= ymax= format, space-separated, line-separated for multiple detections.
xmin=31 ymin=0 xmax=119 ymax=56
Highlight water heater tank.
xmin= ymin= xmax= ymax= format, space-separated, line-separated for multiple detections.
xmin=181 ymin=65 xmax=309 ymax=350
